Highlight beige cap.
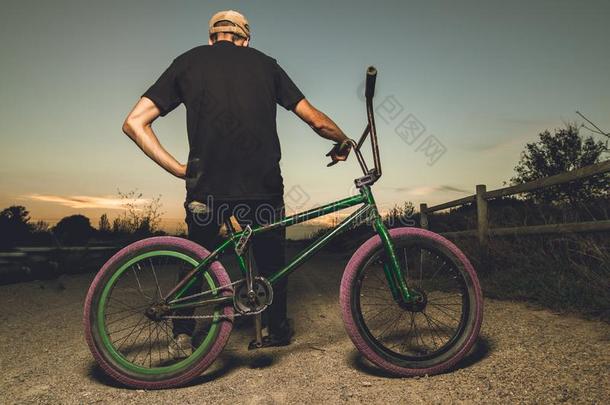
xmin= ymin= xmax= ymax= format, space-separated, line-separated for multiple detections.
xmin=209 ymin=10 xmax=250 ymax=39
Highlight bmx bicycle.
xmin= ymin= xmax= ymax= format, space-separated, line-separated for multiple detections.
xmin=83 ymin=67 xmax=483 ymax=389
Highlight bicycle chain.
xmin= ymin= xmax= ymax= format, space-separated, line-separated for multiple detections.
xmin=162 ymin=313 xmax=242 ymax=320
xmin=163 ymin=277 xmax=251 ymax=320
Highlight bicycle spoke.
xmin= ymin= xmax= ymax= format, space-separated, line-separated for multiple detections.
xmin=378 ymin=311 xmax=405 ymax=343
xmin=125 ymin=318 xmax=151 ymax=362
xmin=155 ymin=320 xmax=162 ymax=366
xmin=113 ymin=316 xmax=148 ymax=351
xmin=108 ymin=317 xmax=147 ymax=335
xmin=395 ymin=314 xmax=413 ymax=353
xmin=403 ymin=312 xmax=417 ymax=352
xmin=372 ymin=313 xmax=401 ymax=340
xmin=427 ymin=296 xmax=462 ymax=304
xmin=428 ymin=261 xmax=448 ymax=286
xmin=427 ymin=301 xmax=462 ymax=306
xmin=361 ymin=282 xmax=395 ymax=294
xmin=147 ymin=322 xmax=153 ymax=368
xmin=356 ymin=241 xmax=469 ymax=360
xmin=133 ymin=263 xmax=152 ymax=301
xmin=421 ymin=311 xmax=441 ymax=349
xmin=159 ymin=320 xmax=195 ymax=358
xmin=403 ymin=247 xmax=409 ymax=280
xmin=360 ymin=293 xmax=393 ymax=302
xmin=149 ymin=258 xmax=163 ymax=299
xmin=108 ymin=296 xmax=148 ymax=312
xmin=105 ymin=302 xmax=150 ymax=317
xmin=363 ymin=306 xmax=395 ymax=324
xmin=105 ymin=309 xmax=143 ymax=327
xmin=426 ymin=303 xmax=461 ymax=323
xmin=419 ymin=248 xmax=423 ymax=288
xmin=424 ymin=313 xmax=456 ymax=338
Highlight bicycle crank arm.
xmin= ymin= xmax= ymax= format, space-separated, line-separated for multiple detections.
xmin=254 ymin=313 xmax=263 ymax=348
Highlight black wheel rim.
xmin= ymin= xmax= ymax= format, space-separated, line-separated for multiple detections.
xmin=353 ymin=240 xmax=470 ymax=363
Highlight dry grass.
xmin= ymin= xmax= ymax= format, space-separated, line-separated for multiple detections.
xmin=448 ymin=232 xmax=610 ymax=322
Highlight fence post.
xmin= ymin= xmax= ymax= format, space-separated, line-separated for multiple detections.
xmin=420 ymin=203 xmax=428 ymax=229
xmin=475 ymin=184 xmax=489 ymax=270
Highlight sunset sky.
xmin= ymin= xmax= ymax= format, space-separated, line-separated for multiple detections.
xmin=1 ymin=0 xmax=609 ymax=235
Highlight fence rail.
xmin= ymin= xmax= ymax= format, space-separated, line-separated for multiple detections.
xmin=419 ymin=160 xmax=610 ymax=267
xmin=0 ymin=245 xmax=119 ymax=259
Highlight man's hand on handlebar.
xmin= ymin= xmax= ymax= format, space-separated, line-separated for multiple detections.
xmin=326 ymin=138 xmax=352 ymax=167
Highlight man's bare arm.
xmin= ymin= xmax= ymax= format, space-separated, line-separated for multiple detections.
xmin=121 ymin=97 xmax=186 ymax=179
xmin=293 ymin=99 xmax=349 ymax=143
xmin=293 ymin=98 xmax=351 ymax=163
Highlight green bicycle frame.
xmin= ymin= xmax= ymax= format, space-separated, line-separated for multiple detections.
xmin=163 ymin=185 xmax=412 ymax=310
xmin=162 ymin=66 xmax=413 ymax=310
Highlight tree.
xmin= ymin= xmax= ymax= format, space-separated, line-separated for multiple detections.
xmin=0 ymin=205 xmax=32 ymax=248
xmin=2 ymin=206 xmax=31 ymax=223
xmin=112 ymin=217 xmax=123 ymax=234
xmin=98 ymin=213 xmax=111 ymax=233
xmin=29 ymin=220 xmax=53 ymax=246
xmin=31 ymin=220 xmax=50 ymax=233
xmin=53 ymin=214 xmax=94 ymax=245
xmin=510 ymin=124 xmax=607 ymax=204
xmin=111 ymin=190 xmax=164 ymax=236
xmin=385 ymin=201 xmax=416 ymax=228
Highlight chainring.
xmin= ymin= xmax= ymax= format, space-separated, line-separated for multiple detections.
xmin=233 ymin=277 xmax=274 ymax=315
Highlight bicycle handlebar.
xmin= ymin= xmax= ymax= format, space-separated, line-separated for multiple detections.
xmin=327 ymin=66 xmax=381 ymax=187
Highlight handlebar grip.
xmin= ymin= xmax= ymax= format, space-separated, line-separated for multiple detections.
xmin=365 ymin=66 xmax=377 ymax=99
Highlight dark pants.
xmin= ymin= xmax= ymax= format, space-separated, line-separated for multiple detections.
xmin=173 ymin=196 xmax=287 ymax=336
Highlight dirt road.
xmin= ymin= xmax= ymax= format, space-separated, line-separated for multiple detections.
xmin=0 ymin=250 xmax=608 ymax=404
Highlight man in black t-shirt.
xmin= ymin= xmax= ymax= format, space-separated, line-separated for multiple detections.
xmin=122 ymin=10 xmax=351 ymax=352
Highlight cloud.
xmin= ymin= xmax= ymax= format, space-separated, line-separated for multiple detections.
xmin=25 ymin=194 xmax=149 ymax=210
xmin=437 ymin=185 xmax=470 ymax=193
xmin=382 ymin=185 xmax=469 ymax=195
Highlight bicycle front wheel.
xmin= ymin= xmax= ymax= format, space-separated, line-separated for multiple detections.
xmin=340 ymin=227 xmax=483 ymax=376
xmin=83 ymin=236 xmax=234 ymax=389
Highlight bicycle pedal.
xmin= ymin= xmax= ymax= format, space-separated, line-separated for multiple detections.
xmin=247 ymin=339 xmax=264 ymax=351
xmin=247 ymin=334 xmax=292 ymax=350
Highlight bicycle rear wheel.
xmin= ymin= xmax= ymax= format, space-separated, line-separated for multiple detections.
xmin=340 ymin=227 xmax=483 ymax=376
xmin=83 ymin=236 xmax=233 ymax=389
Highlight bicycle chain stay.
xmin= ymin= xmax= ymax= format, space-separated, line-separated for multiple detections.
xmin=163 ymin=276 xmax=273 ymax=320
xmin=162 ymin=313 xmax=242 ymax=320
xmin=167 ymin=278 xmax=241 ymax=304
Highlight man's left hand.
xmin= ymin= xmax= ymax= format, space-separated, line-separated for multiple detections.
xmin=326 ymin=139 xmax=352 ymax=167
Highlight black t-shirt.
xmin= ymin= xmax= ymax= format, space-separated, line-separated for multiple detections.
xmin=143 ymin=40 xmax=305 ymax=201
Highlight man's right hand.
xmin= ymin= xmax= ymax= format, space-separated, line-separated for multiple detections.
xmin=174 ymin=163 xmax=187 ymax=179
xmin=122 ymin=97 xmax=188 ymax=180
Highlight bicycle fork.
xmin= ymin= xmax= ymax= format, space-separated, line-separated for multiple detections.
xmin=363 ymin=187 xmax=412 ymax=303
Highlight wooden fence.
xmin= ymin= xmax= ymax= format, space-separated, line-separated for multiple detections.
xmin=419 ymin=160 xmax=610 ymax=264
xmin=0 ymin=245 xmax=119 ymax=259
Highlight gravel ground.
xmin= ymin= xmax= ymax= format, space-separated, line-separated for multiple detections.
xmin=0 ymin=249 xmax=608 ymax=404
